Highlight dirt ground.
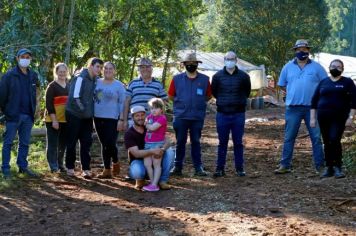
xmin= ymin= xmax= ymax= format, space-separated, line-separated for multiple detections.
xmin=0 ymin=107 xmax=355 ymax=235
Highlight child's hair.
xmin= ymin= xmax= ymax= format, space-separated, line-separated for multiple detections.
xmin=148 ymin=98 xmax=165 ymax=111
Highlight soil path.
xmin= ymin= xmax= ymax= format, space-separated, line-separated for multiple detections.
xmin=0 ymin=108 xmax=355 ymax=235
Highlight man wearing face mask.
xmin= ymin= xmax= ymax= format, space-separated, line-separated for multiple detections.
xmin=211 ymin=51 xmax=251 ymax=177
xmin=168 ymin=52 xmax=212 ymax=176
xmin=275 ymin=39 xmax=327 ymax=174
xmin=0 ymin=48 xmax=40 ymax=178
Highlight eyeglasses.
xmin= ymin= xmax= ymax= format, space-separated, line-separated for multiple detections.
xmin=329 ymin=65 xmax=343 ymax=70
xmin=225 ymin=58 xmax=236 ymax=61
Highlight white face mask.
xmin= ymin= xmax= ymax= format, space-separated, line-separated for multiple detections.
xmin=224 ymin=60 xmax=236 ymax=69
xmin=19 ymin=59 xmax=31 ymax=68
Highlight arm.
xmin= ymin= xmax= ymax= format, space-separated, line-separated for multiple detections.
xmin=122 ymin=96 xmax=131 ymax=129
xmin=73 ymin=76 xmax=85 ymax=111
xmin=346 ymin=80 xmax=356 ymax=126
xmin=245 ymin=74 xmax=251 ymax=98
xmin=167 ymin=79 xmax=175 ymax=101
xmin=146 ymin=122 xmax=162 ymax=131
xmin=206 ymin=80 xmax=212 ymax=101
xmin=45 ymin=84 xmax=59 ymax=129
xmin=310 ymin=109 xmax=317 ymax=128
xmin=128 ymin=146 xmax=163 ymax=159
xmin=0 ymin=73 xmax=9 ymax=109
xmin=211 ymin=74 xmax=218 ymax=98
xmin=117 ymin=83 xmax=127 ymax=131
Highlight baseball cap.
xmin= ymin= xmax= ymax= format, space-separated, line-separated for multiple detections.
xmin=16 ymin=48 xmax=32 ymax=57
xmin=130 ymin=105 xmax=146 ymax=114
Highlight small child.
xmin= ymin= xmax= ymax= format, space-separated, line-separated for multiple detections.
xmin=142 ymin=98 xmax=167 ymax=192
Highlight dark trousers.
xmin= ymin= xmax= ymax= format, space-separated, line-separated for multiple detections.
xmin=46 ymin=122 xmax=67 ymax=171
xmin=65 ymin=112 xmax=93 ymax=170
xmin=173 ymin=118 xmax=204 ymax=170
xmin=216 ymin=112 xmax=245 ymax=171
xmin=94 ymin=117 xmax=119 ymax=169
xmin=317 ymin=110 xmax=348 ymax=168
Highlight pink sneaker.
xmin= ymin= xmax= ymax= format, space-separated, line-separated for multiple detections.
xmin=142 ymin=184 xmax=160 ymax=192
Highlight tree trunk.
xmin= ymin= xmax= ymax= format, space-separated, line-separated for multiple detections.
xmin=65 ymin=0 xmax=75 ymax=65
xmin=161 ymin=43 xmax=173 ymax=88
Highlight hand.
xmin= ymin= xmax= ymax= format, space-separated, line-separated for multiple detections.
xmin=123 ymin=120 xmax=128 ymax=131
xmin=151 ymin=148 xmax=163 ymax=156
xmin=117 ymin=120 xmax=124 ymax=131
xmin=52 ymin=121 xmax=59 ymax=130
xmin=75 ymin=98 xmax=85 ymax=112
xmin=345 ymin=117 xmax=353 ymax=127
xmin=310 ymin=118 xmax=316 ymax=128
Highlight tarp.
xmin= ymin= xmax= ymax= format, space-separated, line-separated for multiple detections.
xmin=177 ymin=50 xmax=267 ymax=89
xmin=312 ymin=52 xmax=356 ymax=80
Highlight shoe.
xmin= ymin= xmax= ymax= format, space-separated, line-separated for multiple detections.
xmin=135 ymin=179 xmax=146 ymax=190
xmin=333 ymin=166 xmax=345 ymax=179
xmin=112 ymin=162 xmax=120 ymax=177
xmin=170 ymin=166 xmax=183 ymax=176
xmin=213 ymin=169 xmax=225 ymax=178
xmin=236 ymin=169 xmax=246 ymax=177
xmin=82 ymin=170 xmax=94 ymax=179
xmin=194 ymin=166 xmax=208 ymax=177
xmin=67 ymin=169 xmax=75 ymax=176
xmin=2 ymin=169 xmax=11 ymax=179
xmin=59 ymin=166 xmax=66 ymax=173
xmin=274 ymin=166 xmax=291 ymax=174
xmin=97 ymin=168 xmax=112 ymax=179
xmin=159 ymin=182 xmax=171 ymax=190
xmin=321 ymin=167 xmax=334 ymax=178
xmin=19 ymin=168 xmax=38 ymax=178
xmin=51 ymin=169 xmax=60 ymax=174
xmin=142 ymin=184 xmax=160 ymax=192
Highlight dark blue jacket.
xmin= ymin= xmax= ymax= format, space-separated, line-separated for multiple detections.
xmin=0 ymin=66 xmax=39 ymax=121
xmin=172 ymin=72 xmax=210 ymax=120
xmin=211 ymin=66 xmax=251 ymax=113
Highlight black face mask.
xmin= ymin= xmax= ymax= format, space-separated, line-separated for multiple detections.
xmin=185 ymin=64 xmax=198 ymax=73
xmin=329 ymin=68 xmax=342 ymax=77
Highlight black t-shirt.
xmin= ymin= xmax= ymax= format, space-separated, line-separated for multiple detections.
xmin=311 ymin=76 xmax=356 ymax=114
xmin=124 ymin=126 xmax=147 ymax=163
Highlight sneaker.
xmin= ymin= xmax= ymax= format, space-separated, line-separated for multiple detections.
xmin=59 ymin=166 xmax=66 ymax=173
xmin=19 ymin=168 xmax=38 ymax=178
xmin=213 ymin=169 xmax=225 ymax=178
xmin=170 ymin=166 xmax=183 ymax=176
xmin=142 ymin=184 xmax=160 ymax=192
xmin=321 ymin=167 xmax=334 ymax=178
xmin=159 ymin=182 xmax=171 ymax=190
xmin=67 ymin=169 xmax=75 ymax=176
xmin=274 ymin=166 xmax=291 ymax=174
xmin=194 ymin=167 xmax=208 ymax=177
xmin=82 ymin=170 xmax=93 ymax=179
xmin=236 ymin=169 xmax=246 ymax=177
xmin=333 ymin=166 xmax=345 ymax=179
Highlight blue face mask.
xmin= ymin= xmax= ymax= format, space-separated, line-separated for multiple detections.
xmin=295 ymin=51 xmax=309 ymax=61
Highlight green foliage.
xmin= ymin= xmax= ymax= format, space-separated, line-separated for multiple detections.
xmin=342 ymin=133 xmax=356 ymax=174
xmin=0 ymin=0 xmax=204 ymax=84
xmin=198 ymin=0 xmax=329 ymax=79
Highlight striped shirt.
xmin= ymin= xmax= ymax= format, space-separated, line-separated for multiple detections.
xmin=126 ymin=77 xmax=167 ymax=111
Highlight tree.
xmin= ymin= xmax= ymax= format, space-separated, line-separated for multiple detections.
xmin=198 ymin=0 xmax=329 ymax=83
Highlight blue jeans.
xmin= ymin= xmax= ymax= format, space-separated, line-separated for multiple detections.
xmin=280 ymin=106 xmax=324 ymax=169
xmin=173 ymin=118 xmax=204 ymax=170
xmin=216 ymin=112 xmax=245 ymax=171
xmin=129 ymin=147 xmax=174 ymax=182
xmin=1 ymin=114 xmax=33 ymax=172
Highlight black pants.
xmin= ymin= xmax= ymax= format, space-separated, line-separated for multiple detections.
xmin=317 ymin=110 xmax=348 ymax=168
xmin=94 ymin=117 xmax=119 ymax=169
xmin=46 ymin=122 xmax=67 ymax=171
xmin=65 ymin=112 xmax=93 ymax=170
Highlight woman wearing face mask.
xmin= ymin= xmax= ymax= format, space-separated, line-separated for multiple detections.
xmin=44 ymin=63 xmax=69 ymax=173
xmin=93 ymin=62 xmax=126 ymax=178
xmin=311 ymin=59 xmax=356 ymax=178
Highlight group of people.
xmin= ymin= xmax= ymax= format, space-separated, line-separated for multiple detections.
xmin=0 ymin=38 xmax=355 ymax=191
